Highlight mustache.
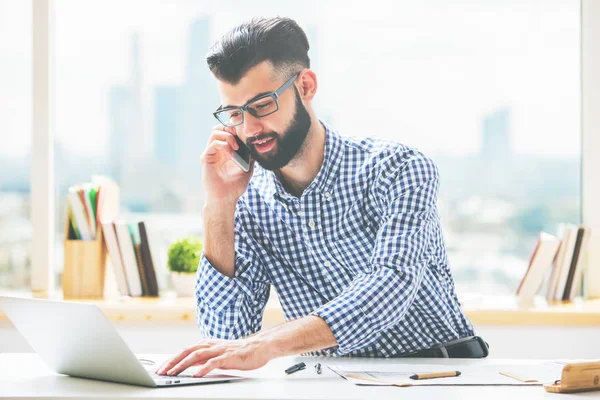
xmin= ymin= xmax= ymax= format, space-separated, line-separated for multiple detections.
xmin=246 ymin=133 xmax=277 ymax=146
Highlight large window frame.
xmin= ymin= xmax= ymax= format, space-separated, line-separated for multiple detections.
xmin=29 ymin=0 xmax=600 ymax=298
xmin=31 ymin=0 xmax=54 ymax=296
xmin=581 ymin=0 xmax=600 ymax=297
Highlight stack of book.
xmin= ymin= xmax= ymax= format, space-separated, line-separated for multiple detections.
xmin=102 ymin=220 xmax=160 ymax=297
xmin=66 ymin=176 xmax=120 ymax=240
xmin=516 ymin=224 xmax=593 ymax=303
xmin=66 ymin=176 xmax=159 ymax=298
xmin=64 ymin=176 xmax=120 ymax=298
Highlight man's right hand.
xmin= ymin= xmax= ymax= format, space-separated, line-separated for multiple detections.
xmin=200 ymin=125 xmax=254 ymax=207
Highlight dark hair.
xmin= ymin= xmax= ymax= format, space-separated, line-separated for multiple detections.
xmin=206 ymin=17 xmax=310 ymax=84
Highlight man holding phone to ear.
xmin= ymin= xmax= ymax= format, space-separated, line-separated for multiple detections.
xmin=156 ymin=17 xmax=484 ymax=378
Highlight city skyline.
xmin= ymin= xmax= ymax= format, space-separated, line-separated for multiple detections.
xmin=0 ymin=1 xmax=581 ymax=160
xmin=0 ymin=23 xmax=581 ymax=211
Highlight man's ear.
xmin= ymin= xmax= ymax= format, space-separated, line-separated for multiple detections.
xmin=297 ymin=69 xmax=318 ymax=101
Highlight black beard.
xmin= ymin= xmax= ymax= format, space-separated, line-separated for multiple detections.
xmin=247 ymin=88 xmax=311 ymax=171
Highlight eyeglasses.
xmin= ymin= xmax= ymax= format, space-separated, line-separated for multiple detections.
xmin=213 ymin=72 xmax=300 ymax=127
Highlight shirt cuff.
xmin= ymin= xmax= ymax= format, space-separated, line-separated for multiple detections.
xmin=195 ymin=254 xmax=250 ymax=314
xmin=311 ymin=299 xmax=381 ymax=356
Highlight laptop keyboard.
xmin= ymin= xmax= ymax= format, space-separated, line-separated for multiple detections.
xmin=143 ymin=363 xmax=197 ymax=381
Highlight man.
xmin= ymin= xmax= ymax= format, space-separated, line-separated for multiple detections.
xmin=157 ymin=17 xmax=479 ymax=378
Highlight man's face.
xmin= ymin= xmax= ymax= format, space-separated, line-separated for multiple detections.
xmin=217 ymin=62 xmax=311 ymax=170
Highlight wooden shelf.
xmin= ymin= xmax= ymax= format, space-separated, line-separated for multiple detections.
xmin=0 ymin=294 xmax=286 ymax=324
xmin=462 ymin=295 xmax=600 ymax=326
xmin=2 ymin=293 xmax=600 ymax=326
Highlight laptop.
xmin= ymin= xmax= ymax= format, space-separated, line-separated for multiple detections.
xmin=0 ymin=296 xmax=244 ymax=387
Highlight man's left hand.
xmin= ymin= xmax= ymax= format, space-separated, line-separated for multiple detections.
xmin=155 ymin=338 xmax=273 ymax=377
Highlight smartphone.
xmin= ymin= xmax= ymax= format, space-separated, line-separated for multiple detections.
xmin=231 ymin=135 xmax=251 ymax=172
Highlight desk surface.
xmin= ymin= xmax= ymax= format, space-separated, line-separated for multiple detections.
xmin=1 ymin=353 xmax=597 ymax=400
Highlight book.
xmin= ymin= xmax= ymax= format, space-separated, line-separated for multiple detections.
xmin=83 ymin=184 xmax=98 ymax=238
xmin=567 ymin=227 xmax=591 ymax=300
xmin=562 ymin=226 xmax=585 ymax=300
xmin=92 ymin=175 xmax=120 ymax=224
xmin=94 ymin=185 xmax=103 ymax=228
xmin=139 ymin=221 xmax=159 ymax=297
xmin=130 ymin=223 xmax=150 ymax=297
xmin=67 ymin=187 xmax=93 ymax=241
xmin=553 ymin=224 xmax=579 ymax=301
xmin=546 ymin=224 xmax=568 ymax=301
xmin=114 ymin=221 xmax=143 ymax=296
xmin=66 ymin=204 xmax=81 ymax=240
xmin=87 ymin=184 xmax=98 ymax=225
xmin=77 ymin=186 xmax=95 ymax=239
xmin=516 ymin=232 xmax=561 ymax=301
xmin=134 ymin=243 xmax=148 ymax=296
xmin=101 ymin=222 xmax=130 ymax=296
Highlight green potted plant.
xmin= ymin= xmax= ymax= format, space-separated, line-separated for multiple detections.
xmin=167 ymin=236 xmax=203 ymax=297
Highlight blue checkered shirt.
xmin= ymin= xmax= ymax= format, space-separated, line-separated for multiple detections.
xmin=195 ymin=121 xmax=475 ymax=357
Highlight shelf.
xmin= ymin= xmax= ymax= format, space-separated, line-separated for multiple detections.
xmin=0 ymin=293 xmax=285 ymax=324
xmin=461 ymin=295 xmax=600 ymax=326
xmin=1 ymin=293 xmax=600 ymax=326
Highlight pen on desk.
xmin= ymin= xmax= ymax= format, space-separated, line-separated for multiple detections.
xmin=285 ymin=362 xmax=306 ymax=375
xmin=410 ymin=371 xmax=461 ymax=380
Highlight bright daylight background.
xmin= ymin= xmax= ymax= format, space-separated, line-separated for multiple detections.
xmin=0 ymin=0 xmax=581 ymax=296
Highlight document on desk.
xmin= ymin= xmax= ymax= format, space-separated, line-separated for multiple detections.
xmin=329 ymin=363 xmax=564 ymax=386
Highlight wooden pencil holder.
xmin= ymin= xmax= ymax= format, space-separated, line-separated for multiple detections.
xmin=62 ymin=213 xmax=107 ymax=299
xmin=544 ymin=361 xmax=600 ymax=393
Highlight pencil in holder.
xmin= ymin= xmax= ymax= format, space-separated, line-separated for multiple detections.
xmin=62 ymin=213 xmax=107 ymax=299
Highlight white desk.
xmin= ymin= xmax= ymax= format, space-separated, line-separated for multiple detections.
xmin=0 ymin=353 xmax=597 ymax=399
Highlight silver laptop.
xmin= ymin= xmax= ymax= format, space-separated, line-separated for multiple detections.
xmin=0 ymin=296 xmax=243 ymax=387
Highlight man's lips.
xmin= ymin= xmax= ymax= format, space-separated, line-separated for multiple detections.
xmin=248 ymin=134 xmax=276 ymax=146
xmin=252 ymin=137 xmax=276 ymax=153
xmin=254 ymin=137 xmax=273 ymax=145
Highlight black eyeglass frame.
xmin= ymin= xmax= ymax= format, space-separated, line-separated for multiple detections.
xmin=213 ymin=72 xmax=300 ymax=127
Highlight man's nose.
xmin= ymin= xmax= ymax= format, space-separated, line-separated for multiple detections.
xmin=240 ymin=112 xmax=263 ymax=139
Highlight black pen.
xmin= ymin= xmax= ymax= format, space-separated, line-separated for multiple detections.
xmin=285 ymin=362 xmax=306 ymax=374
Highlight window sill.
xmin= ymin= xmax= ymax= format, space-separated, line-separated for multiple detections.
xmin=460 ymin=294 xmax=600 ymax=326
xmin=1 ymin=293 xmax=599 ymax=326
xmin=0 ymin=292 xmax=286 ymax=324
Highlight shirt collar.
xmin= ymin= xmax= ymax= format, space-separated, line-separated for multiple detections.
xmin=304 ymin=120 xmax=344 ymax=195
xmin=259 ymin=120 xmax=344 ymax=201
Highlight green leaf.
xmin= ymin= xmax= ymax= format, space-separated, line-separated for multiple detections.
xmin=167 ymin=236 xmax=203 ymax=273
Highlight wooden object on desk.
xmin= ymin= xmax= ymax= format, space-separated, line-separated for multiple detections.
xmin=544 ymin=361 xmax=600 ymax=393
xmin=62 ymin=211 xmax=107 ymax=299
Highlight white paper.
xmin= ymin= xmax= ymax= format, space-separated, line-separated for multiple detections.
xmin=329 ymin=363 xmax=563 ymax=386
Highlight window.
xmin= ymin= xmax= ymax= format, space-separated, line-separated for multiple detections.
xmin=0 ymin=0 xmax=32 ymax=292
xmin=52 ymin=0 xmax=580 ymax=295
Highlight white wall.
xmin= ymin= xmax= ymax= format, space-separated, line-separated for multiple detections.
xmin=2 ymin=319 xmax=599 ymax=360
xmin=473 ymin=325 xmax=600 ymax=359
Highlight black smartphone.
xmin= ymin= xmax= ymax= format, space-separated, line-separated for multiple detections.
xmin=231 ymin=135 xmax=251 ymax=172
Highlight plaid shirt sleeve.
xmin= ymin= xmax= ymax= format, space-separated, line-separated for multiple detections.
xmin=312 ymin=154 xmax=440 ymax=355
xmin=195 ymin=206 xmax=271 ymax=339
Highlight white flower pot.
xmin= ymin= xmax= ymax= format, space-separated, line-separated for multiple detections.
xmin=170 ymin=272 xmax=196 ymax=297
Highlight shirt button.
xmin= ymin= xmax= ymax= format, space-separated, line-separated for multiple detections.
xmin=324 ymin=192 xmax=331 ymax=199
xmin=324 ymin=261 xmax=332 ymax=267
xmin=308 ymin=220 xmax=316 ymax=229
xmin=298 ymin=211 xmax=304 ymax=216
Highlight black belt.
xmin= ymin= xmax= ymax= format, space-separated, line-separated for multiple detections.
xmin=397 ymin=335 xmax=489 ymax=358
